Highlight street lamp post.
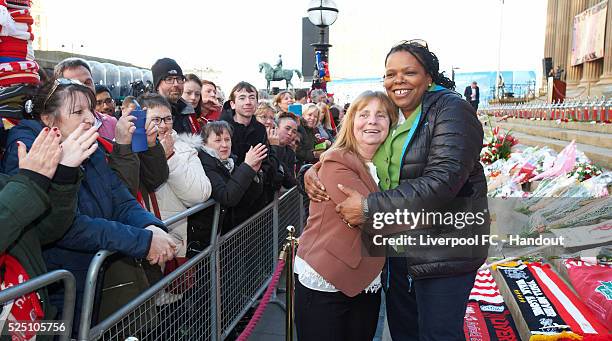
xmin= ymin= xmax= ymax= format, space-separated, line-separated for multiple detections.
xmin=307 ymin=0 xmax=338 ymax=82
xmin=452 ymin=66 xmax=460 ymax=83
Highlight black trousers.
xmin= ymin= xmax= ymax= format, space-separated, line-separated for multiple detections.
xmin=384 ymin=257 xmax=477 ymax=341
xmin=294 ymin=276 xmax=381 ymax=341
xmin=469 ymin=100 xmax=479 ymax=111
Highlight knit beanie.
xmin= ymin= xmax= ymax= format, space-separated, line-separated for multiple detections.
xmin=151 ymin=58 xmax=182 ymax=90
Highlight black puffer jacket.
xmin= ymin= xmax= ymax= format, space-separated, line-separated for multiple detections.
xmin=187 ymin=151 xmax=263 ymax=255
xmin=366 ymin=88 xmax=489 ymax=279
xmin=220 ymin=110 xmax=284 ymax=207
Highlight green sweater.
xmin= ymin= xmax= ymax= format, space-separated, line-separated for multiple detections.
xmin=0 ymin=168 xmax=80 ymax=322
xmin=372 ymin=83 xmax=446 ymax=190
xmin=373 ymin=105 xmax=421 ymax=190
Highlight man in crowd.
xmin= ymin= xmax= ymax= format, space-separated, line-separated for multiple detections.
xmin=95 ymin=85 xmax=116 ymax=116
xmin=310 ymin=88 xmax=327 ymax=104
xmin=53 ymin=58 xmax=117 ymax=140
xmin=151 ymin=58 xmax=198 ymax=134
xmin=464 ymin=81 xmax=480 ymax=111
xmin=220 ymin=81 xmax=283 ymax=205
xmin=295 ymin=89 xmax=308 ymax=105
xmin=221 ymin=81 xmax=267 ymax=164
xmin=273 ymin=114 xmax=299 ymax=187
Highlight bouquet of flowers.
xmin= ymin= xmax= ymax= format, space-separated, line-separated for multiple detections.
xmin=569 ymin=161 xmax=603 ymax=182
xmin=480 ymin=125 xmax=518 ymax=165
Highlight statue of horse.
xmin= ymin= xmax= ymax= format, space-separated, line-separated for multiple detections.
xmin=258 ymin=62 xmax=303 ymax=92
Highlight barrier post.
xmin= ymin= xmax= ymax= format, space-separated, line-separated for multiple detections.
xmin=210 ymin=202 xmax=221 ymax=341
xmin=273 ymin=192 xmax=280 ymax=280
xmin=78 ymin=250 xmax=114 ymax=340
xmin=285 ymin=226 xmax=297 ymax=341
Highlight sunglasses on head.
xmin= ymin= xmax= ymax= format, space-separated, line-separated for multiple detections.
xmin=44 ymin=78 xmax=87 ymax=108
xmin=394 ymin=39 xmax=429 ymax=50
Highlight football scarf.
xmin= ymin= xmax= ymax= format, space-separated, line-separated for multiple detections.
xmin=464 ymin=269 xmax=521 ymax=341
xmin=0 ymin=253 xmax=44 ymax=341
xmin=494 ymin=261 xmax=610 ymax=340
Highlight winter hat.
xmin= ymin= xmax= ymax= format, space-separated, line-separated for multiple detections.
xmin=151 ymin=58 xmax=182 ymax=90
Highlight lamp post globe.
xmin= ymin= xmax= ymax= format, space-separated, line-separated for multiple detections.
xmin=307 ymin=0 xmax=338 ymax=27
xmin=307 ymin=0 xmax=338 ymax=81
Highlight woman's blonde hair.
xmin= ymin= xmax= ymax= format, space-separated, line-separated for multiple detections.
xmin=301 ymin=103 xmax=320 ymax=126
xmin=316 ymin=102 xmax=333 ymax=130
xmin=323 ymin=91 xmax=398 ymax=162
xmin=255 ymin=102 xmax=276 ymax=118
xmin=272 ymin=90 xmax=294 ymax=112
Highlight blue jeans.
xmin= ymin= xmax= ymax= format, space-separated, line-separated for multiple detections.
xmin=384 ymin=257 xmax=476 ymax=341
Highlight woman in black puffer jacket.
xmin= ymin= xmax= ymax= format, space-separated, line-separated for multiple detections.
xmin=304 ymin=40 xmax=489 ymax=340
xmin=187 ymin=121 xmax=265 ymax=255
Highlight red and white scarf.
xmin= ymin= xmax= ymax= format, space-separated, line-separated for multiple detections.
xmin=0 ymin=253 xmax=44 ymax=341
xmin=494 ymin=261 xmax=610 ymax=340
xmin=464 ymin=269 xmax=521 ymax=341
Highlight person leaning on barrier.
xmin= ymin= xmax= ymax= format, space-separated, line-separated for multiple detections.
xmin=187 ymin=121 xmax=265 ymax=254
xmin=53 ymin=57 xmax=170 ymax=200
xmin=0 ymin=125 xmax=97 ymax=332
xmin=0 ymin=79 xmax=178 ymax=329
xmin=138 ymin=93 xmax=212 ymax=258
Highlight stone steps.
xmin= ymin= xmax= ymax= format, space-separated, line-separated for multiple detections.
xmin=494 ymin=117 xmax=612 ymax=134
xmin=483 ymin=117 xmax=612 ymax=168
xmin=494 ymin=121 xmax=612 ymax=149
xmin=508 ymin=131 xmax=612 ymax=169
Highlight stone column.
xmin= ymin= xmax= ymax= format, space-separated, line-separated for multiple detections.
xmin=541 ymin=0 xmax=559 ymax=93
xmin=596 ymin=0 xmax=612 ymax=87
xmin=579 ymin=0 xmax=606 ymax=94
xmin=566 ymin=0 xmax=589 ymax=86
xmin=553 ymin=0 xmax=572 ymax=78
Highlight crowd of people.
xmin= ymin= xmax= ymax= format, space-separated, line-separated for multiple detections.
xmin=0 ymin=50 xmax=346 ymax=337
xmin=0 ymin=30 xmax=492 ymax=341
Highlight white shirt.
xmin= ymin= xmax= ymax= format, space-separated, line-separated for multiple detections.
xmin=294 ymin=162 xmax=382 ymax=293
xmin=471 ymin=87 xmax=477 ymax=101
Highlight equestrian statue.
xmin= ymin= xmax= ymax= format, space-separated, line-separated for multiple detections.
xmin=258 ymin=58 xmax=303 ymax=92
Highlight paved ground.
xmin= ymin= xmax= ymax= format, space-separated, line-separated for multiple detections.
xmin=246 ymin=273 xmax=391 ymax=341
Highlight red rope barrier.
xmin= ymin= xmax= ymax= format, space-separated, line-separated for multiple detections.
xmin=236 ymin=258 xmax=287 ymax=341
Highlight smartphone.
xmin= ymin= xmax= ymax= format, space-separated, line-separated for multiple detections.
xmin=94 ymin=117 xmax=103 ymax=130
xmin=288 ymin=104 xmax=302 ymax=116
xmin=131 ymin=105 xmax=148 ymax=153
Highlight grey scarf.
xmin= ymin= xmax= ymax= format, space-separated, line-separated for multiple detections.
xmin=202 ymin=146 xmax=235 ymax=173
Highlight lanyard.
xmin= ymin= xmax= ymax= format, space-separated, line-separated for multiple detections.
xmin=399 ymin=109 xmax=423 ymax=163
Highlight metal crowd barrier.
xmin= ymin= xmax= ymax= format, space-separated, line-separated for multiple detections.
xmin=479 ymin=96 xmax=612 ymax=122
xmin=0 ymin=269 xmax=76 ymax=341
xmin=78 ymin=186 xmax=305 ymax=340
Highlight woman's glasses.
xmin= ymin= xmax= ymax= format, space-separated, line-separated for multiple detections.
xmin=150 ymin=116 xmax=174 ymax=125
xmin=95 ymin=98 xmax=114 ymax=106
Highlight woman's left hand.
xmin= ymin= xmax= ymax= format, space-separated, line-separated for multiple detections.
xmin=335 ymin=184 xmax=365 ymax=226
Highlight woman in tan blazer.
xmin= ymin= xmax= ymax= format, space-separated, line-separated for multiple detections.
xmin=294 ymin=91 xmax=398 ymax=341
